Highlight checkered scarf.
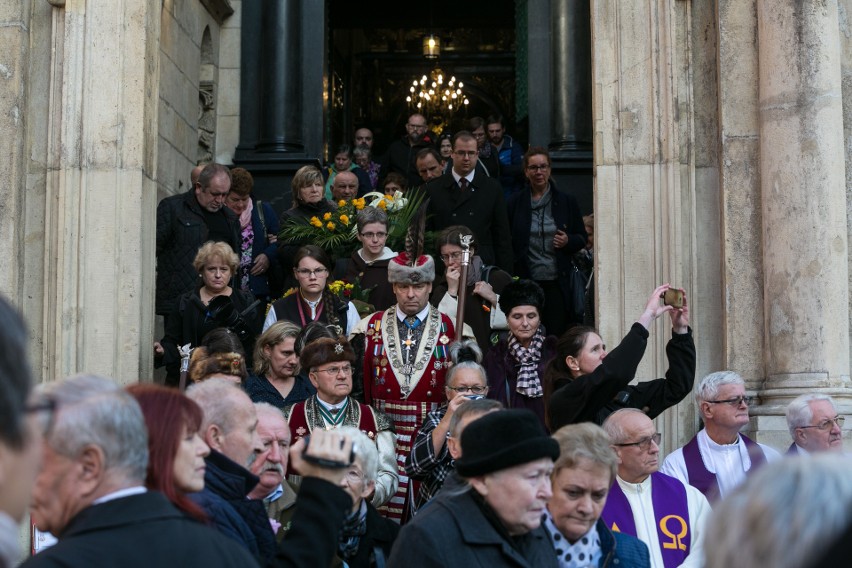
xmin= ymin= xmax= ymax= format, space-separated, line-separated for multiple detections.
xmin=508 ymin=325 xmax=545 ymax=398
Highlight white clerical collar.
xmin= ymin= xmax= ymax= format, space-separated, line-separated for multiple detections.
xmin=396 ymin=304 xmax=430 ymax=323
xmin=92 ymin=486 xmax=147 ymax=505
xmin=615 ymin=474 xmax=652 ymax=494
xmin=451 ymin=170 xmax=475 ymax=186
xmin=316 ymin=395 xmax=348 ymax=412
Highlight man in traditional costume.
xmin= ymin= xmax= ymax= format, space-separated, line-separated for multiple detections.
xmin=284 ymin=336 xmax=398 ymax=508
xmin=350 ymin=239 xmax=474 ymax=521
xmin=601 ymin=409 xmax=710 ymax=568
xmin=660 ymin=371 xmax=780 ymax=502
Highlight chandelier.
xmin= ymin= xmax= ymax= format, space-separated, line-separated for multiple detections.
xmin=406 ymin=67 xmax=469 ymax=122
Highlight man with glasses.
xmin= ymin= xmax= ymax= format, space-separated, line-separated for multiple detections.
xmin=602 ymin=409 xmax=711 ymax=568
xmin=380 ymin=113 xmax=436 ymax=188
xmin=156 ymin=163 xmax=240 ymax=323
xmin=660 ymin=371 xmax=781 ymax=502
xmin=785 ymin=393 xmax=845 ymax=454
xmin=284 ymin=337 xmax=398 ymax=509
xmin=424 ymin=131 xmax=514 ymax=272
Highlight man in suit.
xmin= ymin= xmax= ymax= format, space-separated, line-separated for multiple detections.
xmin=423 ymin=131 xmax=514 ymax=272
xmin=24 ymin=375 xmax=257 ymax=567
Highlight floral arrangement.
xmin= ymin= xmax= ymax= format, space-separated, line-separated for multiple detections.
xmin=279 ymin=191 xmax=426 ymax=261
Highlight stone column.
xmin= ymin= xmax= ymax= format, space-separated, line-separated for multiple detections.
xmin=40 ymin=0 xmax=160 ymax=383
xmin=256 ymin=0 xmax=303 ymax=153
xmin=754 ymin=0 xmax=851 ymax=446
xmin=550 ymin=0 xmax=592 ymax=153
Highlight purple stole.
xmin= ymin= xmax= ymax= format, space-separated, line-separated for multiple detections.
xmin=786 ymin=442 xmax=800 ymax=455
xmin=602 ymin=472 xmax=691 ymax=568
xmin=682 ymin=433 xmax=767 ymax=502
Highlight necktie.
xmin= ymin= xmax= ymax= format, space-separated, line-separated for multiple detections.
xmin=459 ymin=178 xmax=469 ymax=191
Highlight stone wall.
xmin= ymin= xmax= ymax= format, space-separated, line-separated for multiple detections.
xmin=157 ymin=0 xmax=234 ymax=201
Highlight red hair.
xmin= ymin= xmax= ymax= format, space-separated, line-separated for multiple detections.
xmin=126 ymin=384 xmax=207 ymax=522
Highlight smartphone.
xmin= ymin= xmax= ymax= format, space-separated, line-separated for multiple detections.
xmin=662 ymin=289 xmax=684 ymax=309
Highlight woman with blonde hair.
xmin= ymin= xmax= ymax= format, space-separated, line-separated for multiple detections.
xmin=245 ymin=320 xmax=316 ymax=409
xmin=155 ymin=241 xmax=259 ymax=386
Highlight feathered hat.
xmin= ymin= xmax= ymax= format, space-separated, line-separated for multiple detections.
xmin=387 ymin=198 xmax=435 ymax=284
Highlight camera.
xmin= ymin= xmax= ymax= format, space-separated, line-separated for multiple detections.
xmin=662 ymin=289 xmax=684 ymax=309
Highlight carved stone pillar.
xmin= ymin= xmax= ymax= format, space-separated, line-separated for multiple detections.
xmin=40 ymin=0 xmax=160 ymax=383
xmin=753 ymin=0 xmax=851 ymax=446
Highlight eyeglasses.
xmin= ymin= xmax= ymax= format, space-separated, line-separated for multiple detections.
xmin=25 ymin=397 xmax=57 ymax=437
xmin=312 ymin=365 xmax=353 ymax=376
xmin=344 ymin=468 xmax=365 ymax=484
xmin=295 ymin=268 xmax=329 ymax=277
xmin=440 ymin=251 xmax=463 ymax=262
xmin=407 ymin=123 xmax=427 ymax=130
xmin=446 ymin=385 xmax=488 ymax=394
xmin=360 ymin=231 xmax=387 ymax=240
xmin=614 ymin=432 xmax=661 ymax=451
xmin=526 ymin=165 xmax=550 ymax=172
xmin=799 ymin=416 xmax=845 ymax=431
xmin=706 ymin=396 xmax=753 ymax=407
xmin=453 ymin=151 xmax=478 ymax=158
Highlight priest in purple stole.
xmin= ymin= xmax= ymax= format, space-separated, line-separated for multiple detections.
xmin=601 ymin=409 xmax=711 ymax=568
xmin=660 ymin=371 xmax=780 ymax=502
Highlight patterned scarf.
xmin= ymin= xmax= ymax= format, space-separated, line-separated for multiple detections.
xmin=509 ymin=326 xmax=545 ymax=398
xmin=338 ymin=499 xmax=368 ymax=559
xmin=543 ymin=512 xmax=602 ymax=568
xmin=238 ymin=222 xmax=254 ymax=292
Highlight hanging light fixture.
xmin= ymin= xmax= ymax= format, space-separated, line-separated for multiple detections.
xmin=423 ymin=34 xmax=441 ymax=59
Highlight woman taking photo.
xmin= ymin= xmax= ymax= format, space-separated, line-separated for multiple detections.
xmin=506 ymin=146 xmax=587 ymax=337
xmin=545 ymin=284 xmax=695 ymax=430
xmin=155 ymin=241 xmax=258 ymax=386
xmin=263 ymin=245 xmax=359 ymax=336
xmin=482 ymin=279 xmax=557 ymax=429
xmin=126 ymin=384 xmax=210 ymax=521
xmin=245 ymin=320 xmax=316 ymax=409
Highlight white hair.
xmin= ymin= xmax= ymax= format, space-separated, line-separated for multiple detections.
xmin=705 ymin=454 xmax=852 ymax=568
xmin=695 ymin=371 xmax=744 ymax=404
xmin=336 ymin=426 xmax=379 ymax=484
xmin=601 ymin=408 xmax=647 ymax=444
xmin=41 ymin=374 xmax=148 ymax=483
xmin=186 ymin=377 xmax=249 ymax=434
xmin=254 ymin=402 xmax=290 ymax=441
xmin=786 ymin=394 xmax=837 ymax=438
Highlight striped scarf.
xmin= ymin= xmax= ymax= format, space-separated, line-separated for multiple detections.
xmin=509 ymin=326 xmax=545 ymax=398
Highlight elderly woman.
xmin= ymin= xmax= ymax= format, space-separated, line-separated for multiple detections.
xmin=155 ymin=241 xmax=259 ymax=386
xmin=545 ymin=423 xmax=650 ymax=567
xmin=224 ymin=168 xmax=281 ymax=308
xmin=506 ymin=146 xmax=587 ymax=337
xmin=406 ymin=339 xmax=491 ymax=510
xmin=331 ymin=426 xmax=400 ymax=567
xmin=323 ymin=144 xmax=371 ymax=199
xmin=390 ymin=409 xmax=560 ymax=566
xmin=284 ymin=337 xmax=397 ymax=509
xmin=483 ymin=279 xmax=557 ymax=429
xmin=544 ymin=284 xmax=695 ymax=430
xmin=245 ymin=321 xmax=316 ymax=409
xmin=278 ymin=165 xmax=337 ymax=289
xmin=353 ymin=145 xmax=380 ymax=190
xmin=431 ymin=225 xmax=513 ymax=354
xmin=126 ymin=384 xmax=210 ymax=522
xmin=344 ymin=206 xmax=397 ymax=312
xmin=263 ymin=245 xmax=360 ymax=335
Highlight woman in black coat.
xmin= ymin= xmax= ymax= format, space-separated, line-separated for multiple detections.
xmin=506 ymin=146 xmax=587 ymax=337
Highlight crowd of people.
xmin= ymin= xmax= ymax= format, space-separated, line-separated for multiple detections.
xmin=1 ymin=113 xmax=851 ymax=567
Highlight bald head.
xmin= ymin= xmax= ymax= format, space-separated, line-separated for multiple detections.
xmin=332 ymin=171 xmax=359 ymax=201
xmin=603 ymin=409 xmax=661 ymax=484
